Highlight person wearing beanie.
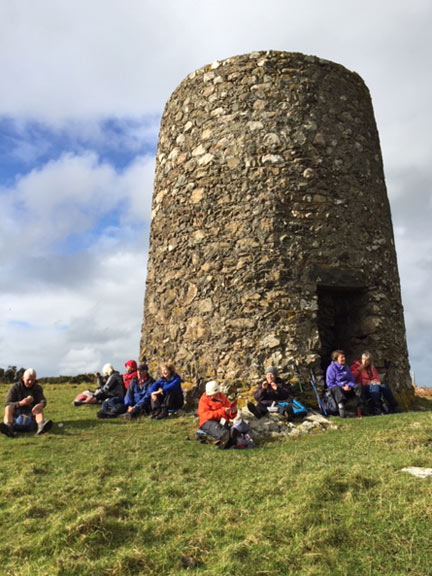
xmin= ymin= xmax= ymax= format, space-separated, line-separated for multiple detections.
xmin=123 ymin=360 xmax=138 ymax=390
xmin=122 ymin=363 xmax=155 ymax=420
xmin=247 ymin=367 xmax=291 ymax=419
xmin=197 ymin=381 xmax=238 ymax=449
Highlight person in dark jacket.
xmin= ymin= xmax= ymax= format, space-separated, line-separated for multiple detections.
xmin=0 ymin=368 xmax=52 ymax=437
xmin=122 ymin=363 xmax=155 ymax=420
xmin=247 ymin=367 xmax=291 ymax=418
xmin=84 ymin=363 xmax=125 ymax=404
xmin=326 ymin=350 xmax=366 ymax=417
xmin=149 ymin=363 xmax=183 ymax=419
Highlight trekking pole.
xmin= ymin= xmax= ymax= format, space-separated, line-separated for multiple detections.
xmin=309 ymin=368 xmax=327 ymax=416
xmin=293 ymin=364 xmax=303 ymax=393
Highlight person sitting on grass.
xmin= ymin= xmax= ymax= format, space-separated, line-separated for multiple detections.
xmin=122 ymin=363 xmax=155 ymax=420
xmin=198 ymin=381 xmax=238 ymax=449
xmin=123 ymin=360 xmax=138 ymax=390
xmin=326 ymin=350 xmax=366 ymax=418
xmin=0 ymin=368 xmax=52 ymax=437
xmin=350 ymin=351 xmax=399 ymax=415
xmin=84 ymin=363 xmax=125 ymax=405
xmin=247 ymin=367 xmax=292 ymax=419
xmin=149 ymin=363 xmax=184 ymax=420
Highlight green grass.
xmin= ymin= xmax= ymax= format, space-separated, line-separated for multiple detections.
xmin=1 ymin=383 xmax=432 ymax=576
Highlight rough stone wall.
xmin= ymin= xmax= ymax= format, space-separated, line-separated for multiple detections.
xmin=141 ymin=51 xmax=413 ymax=406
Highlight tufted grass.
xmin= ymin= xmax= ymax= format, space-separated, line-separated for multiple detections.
xmin=0 ymin=383 xmax=432 ymax=575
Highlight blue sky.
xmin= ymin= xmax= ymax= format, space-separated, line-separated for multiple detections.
xmin=0 ymin=0 xmax=431 ymax=384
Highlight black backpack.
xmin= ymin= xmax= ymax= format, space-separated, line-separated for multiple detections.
xmin=322 ymin=389 xmax=339 ymax=415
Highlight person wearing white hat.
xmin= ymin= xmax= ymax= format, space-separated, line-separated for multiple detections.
xmin=197 ymin=381 xmax=238 ymax=449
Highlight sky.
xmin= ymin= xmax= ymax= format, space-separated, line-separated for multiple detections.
xmin=0 ymin=0 xmax=431 ymax=383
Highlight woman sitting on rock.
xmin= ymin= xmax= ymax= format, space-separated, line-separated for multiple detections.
xmin=149 ymin=363 xmax=184 ymax=419
xmin=247 ymin=367 xmax=292 ymax=419
xmin=350 ymin=351 xmax=399 ymax=414
xmin=326 ymin=350 xmax=366 ymax=417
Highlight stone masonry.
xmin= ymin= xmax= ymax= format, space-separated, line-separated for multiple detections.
xmin=140 ymin=51 xmax=413 ymax=406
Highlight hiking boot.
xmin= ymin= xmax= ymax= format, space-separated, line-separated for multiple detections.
xmin=156 ymin=408 xmax=168 ymax=420
xmin=151 ymin=408 xmax=161 ymax=419
xmin=283 ymin=406 xmax=294 ymax=422
xmin=338 ymin=403 xmax=346 ymax=418
xmin=218 ymin=429 xmax=231 ymax=450
xmin=247 ymin=402 xmax=262 ymax=419
xmin=36 ymin=420 xmax=53 ymax=435
xmin=0 ymin=423 xmax=15 ymax=438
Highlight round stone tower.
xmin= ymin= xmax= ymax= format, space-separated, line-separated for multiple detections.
xmin=141 ymin=51 xmax=413 ymax=406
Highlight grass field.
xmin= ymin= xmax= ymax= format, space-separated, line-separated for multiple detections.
xmin=1 ymin=383 xmax=432 ymax=576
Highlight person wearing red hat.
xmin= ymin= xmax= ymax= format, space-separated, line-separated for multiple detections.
xmin=123 ymin=360 xmax=137 ymax=390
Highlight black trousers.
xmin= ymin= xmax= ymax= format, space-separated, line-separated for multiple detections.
xmin=330 ymin=384 xmax=367 ymax=410
xmin=201 ymin=420 xmax=228 ymax=440
xmin=151 ymin=391 xmax=184 ymax=412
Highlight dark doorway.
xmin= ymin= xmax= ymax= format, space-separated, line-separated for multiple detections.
xmin=317 ymin=286 xmax=368 ymax=372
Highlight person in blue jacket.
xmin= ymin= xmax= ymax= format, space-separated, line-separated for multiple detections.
xmin=149 ymin=363 xmax=184 ymax=419
xmin=121 ymin=363 xmax=155 ymax=420
xmin=326 ymin=350 xmax=366 ymax=418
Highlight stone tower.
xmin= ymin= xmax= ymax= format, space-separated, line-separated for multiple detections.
xmin=141 ymin=51 xmax=413 ymax=406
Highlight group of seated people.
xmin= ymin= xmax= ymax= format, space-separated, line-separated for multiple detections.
xmin=76 ymin=361 xmax=184 ymax=420
xmin=1 ymin=349 xmax=400 ymax=440
xmin=326 ymin=349 xmax=399 ymax=417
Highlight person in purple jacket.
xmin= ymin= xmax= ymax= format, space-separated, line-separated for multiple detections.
xmin=149 ymin=363 xmax=184 ymax=420
xmin=326 ymin=350 xmax=366 ymax=418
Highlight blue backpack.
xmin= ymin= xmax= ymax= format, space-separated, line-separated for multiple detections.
xmin=278 ymin=399 xmax=308 ymax=418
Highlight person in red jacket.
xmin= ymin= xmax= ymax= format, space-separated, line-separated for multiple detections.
xmin=123 ymin=360 xmax=137 ymax=390
xmin=198 ymin=381 xmax=238 ymax=449
xmin=351 ymin=351 xmax=398 ymax=414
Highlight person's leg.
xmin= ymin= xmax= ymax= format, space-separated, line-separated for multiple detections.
xmin=1 ymin=406 xmax=16 ymax=437
xmin=33 ymin=405 xmax=52 ymax=434
xmin=368 ymin=384 xmax=384 ymax=414
xmin=156 ymin=392 xmax=183 ymax=419
xmin=201 ymin=420 xmax=232 ymax=449
xmin=150 ymin=396 xmax=163 ymax=417
xmin=329 ymin=386 xmax=347 ymax=417
xmin=4 ymin=404 xmax=15 ymax=425
xmin=380 ymin=385 xmax=398 ymax=412
xmin=247 ymin=402 xmax=267 ymax=418
xmin=353 ymin=384 xmax=367 ymax=416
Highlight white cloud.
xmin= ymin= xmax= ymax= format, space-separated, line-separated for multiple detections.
xmin=0 ymin=149 xmax=154 ymax=376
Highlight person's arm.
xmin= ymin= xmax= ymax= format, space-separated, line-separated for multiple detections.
xmin=5 ymin=384 xmax=27 ymax=409
xmin=326 ymin=364 xmax=337 ymax=388
xmin=198 ymin=395 xmax=228 ymax=423
xmin=31 ymin=385 xmax=47 ymax=409
xmin=345 ymin=367 xmax=356 ymax=388
xmin=254 ymin=384 xmax=266 ymax=402
xmin=124 ymin=384 xmax=134 ymax=407
xmin=161 ymin=374 xmax=182 ymax=394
